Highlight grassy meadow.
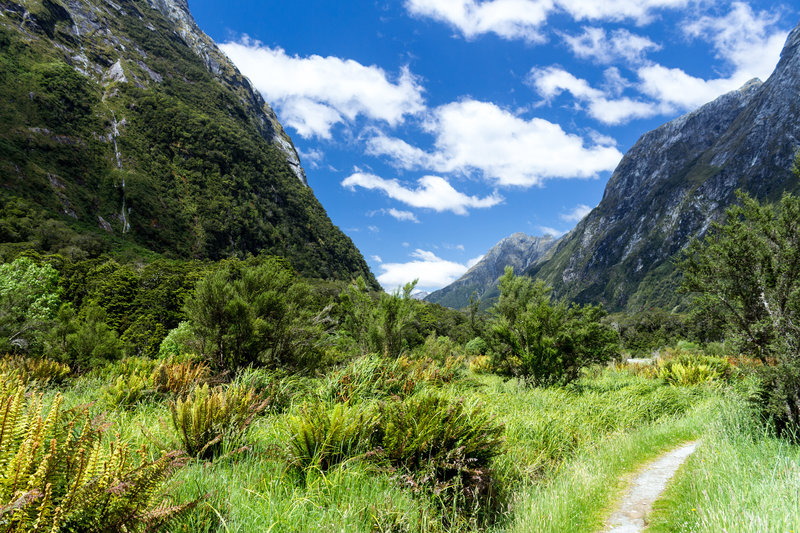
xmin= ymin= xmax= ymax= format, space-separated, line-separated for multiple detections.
xmin=3 ymin=346 xmax=796 ymax=532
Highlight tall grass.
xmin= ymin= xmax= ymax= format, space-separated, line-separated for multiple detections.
xmin=647 ymin=396 xmax=800 ymax=533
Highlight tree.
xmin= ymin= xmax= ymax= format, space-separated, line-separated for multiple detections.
xmin=488 ymin=267 xmax=618 ymax=386
xmin=0 ymin=257 xmax=60 ymax=353
xmin=338 ymin=277 xmax=418 ymax=357
xmin=184 ymin=257 xmax=330 ymax=371
xmin=680 ymin=173 xmax=800 ymax=431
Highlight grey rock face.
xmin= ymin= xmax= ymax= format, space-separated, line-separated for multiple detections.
xmin=426 ymin=233 xmax=557 ymax=309
xmin=530 ymin=19 xmax=800 ymax=311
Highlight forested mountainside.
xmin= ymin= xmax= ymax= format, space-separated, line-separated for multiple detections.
xmin=426 ymin=233 xmax=556 ymax=309
xmin=0 ymin=0 xmax=377 ymax=285
xmin=528 ymin=19 xmax=800 ymax=312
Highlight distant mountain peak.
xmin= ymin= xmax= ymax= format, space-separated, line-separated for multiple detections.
xmin=426 ymin=233 xmax=557 ymax=309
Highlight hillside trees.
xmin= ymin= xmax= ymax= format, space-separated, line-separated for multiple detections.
xmin=184 ymin=257 xmax=330 ymax=371
xmin=681 ymin=170 xmax=800 ymax=431
xmin=488 ymin=267 xmax=619 ymax=386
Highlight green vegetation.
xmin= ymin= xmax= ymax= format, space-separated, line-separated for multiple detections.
xmin=0 ymin=0 xmax=376 ymax=285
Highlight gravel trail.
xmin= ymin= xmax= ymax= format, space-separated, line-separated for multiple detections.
xmin=604 ymin=441 xmax=699 ymax=533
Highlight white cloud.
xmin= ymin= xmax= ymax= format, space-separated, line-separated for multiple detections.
xmin=466 ymin=255 xmax=484 ymax=268
xmin=295 ymin=146 xmax=324 ymax=169
xmin=342 ymin=172 xmax=502 ymax=215
xmin=404 ymin=0 xmax=691 ymax=42
xmin=371 ymin=255 xmax=383 ymax=263
xmin=404 ymin=0 xmax=552 ymax=42
xmin=370 ymin=208 xmax=421 ymax=222
xmin=560 ymin=203 xmax=592 ymax=222
xmin=529 ymin=67 xmax=660 ymax=124
xmin=369 ymin=99 xmax=622 ymax=186
xmin=684 ymin=2 xmax=785 ymax=81
xmin=556 ymin=0 xmax=690 ymax=23
xmin=377 ymin=249 xmax=471 ymax=291
xmin=538 ymin=225 xmax=567 ymax=237
xmin=638 ymin=3 xmax=786 ymax=111
xmin=219 ymin=41 xmax=425 ymax=138
xmin=563 ymin=26 xmax=660 ymax=64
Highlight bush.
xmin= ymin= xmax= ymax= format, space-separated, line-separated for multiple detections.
xmin=284 ymin=401 xmax=378 ymax=471
xmin=469 ymin=355 xmax=492 ymax=375
xmin=0 ymin=388 xmax=194 ymax=532
xmin=169 ymin=384 xmax=267 ymax=459
xmin=320 ymin=355 xmax=418 ymax=404
xmin=414 ymin=333 xmax=463 ymax=363
xmin=157 ymin=321 xmax=201 ymax=359
xmin=465 ymin=337 xmax=488 ymax=356
xmin=489 ymin=268 xmax=619 ymax=386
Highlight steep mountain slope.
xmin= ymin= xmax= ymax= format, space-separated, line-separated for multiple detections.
xmin=528 ymin=20 xmax=800 ymax=312
xmin=0 ymin=0 xmax=376 ymax=285
xmin=426 ymin=233 xmax=556 ymax=309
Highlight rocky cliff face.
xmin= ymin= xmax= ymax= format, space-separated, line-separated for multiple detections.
xmin=426 ymin=233 xmax=556 ymax=309
xmin=0 ymin=0 xmax=376 ymax=285
xmin=529 ymin=20 xmax=800 ymax=311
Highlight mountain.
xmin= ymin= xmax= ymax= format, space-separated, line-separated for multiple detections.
xmin=527 ymin=20 xmax=800 ymax=312
xmin=426 ymin=233 xmax=557 ymax=309
xmin=0 ymin=0 xmax=377 ymax=285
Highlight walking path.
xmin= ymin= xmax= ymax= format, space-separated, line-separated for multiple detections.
xmin=604 ymin=441 xmax=699 ymax=533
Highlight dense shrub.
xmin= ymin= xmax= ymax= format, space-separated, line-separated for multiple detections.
xmin=465 ymin=337 xmax=488 ymax=356
xmin=680 ymin=177 xmax=800 ymax=432
xmin=0 ymin=385 xmax=194 ymax=532
xmin=489 ymin=267 xmax=619 ymax=386
xmin=170 ymin=384 xmax=267 ymax=459
xmin=184 ymin=257 xmax=330 ymax=371
xmin=337 ymin=277 xmax=418 ymax=357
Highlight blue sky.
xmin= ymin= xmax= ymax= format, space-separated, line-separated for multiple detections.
xmin=188 ymin=0 xmax=797 ymax=293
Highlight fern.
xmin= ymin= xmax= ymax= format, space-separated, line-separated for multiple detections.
xmin=0 ymin=382 xmax=195 ymax=532
xmin=0 ymin=355 xmax=70 ymax=387
xmin=284 ymin=402 xmax=378 ymax=471
xmin=169 ymin=384 xmax=267 ymax=459
xmin=103 ymin=373 xmax=151 ymax=408
xmin=153 ymin=358 xmax=211 ymax=397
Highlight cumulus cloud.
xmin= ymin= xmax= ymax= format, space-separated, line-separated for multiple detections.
xmin=638 ymin=3 xmax=786 ymax=111
xmin=369 ymin=99 xmax=622 ymax=186
xmin=371 ymin=255 xmax=383 ymax=263
xmin=342 ymin=172 xmax=502 ymax=215
xmin=377 ymin=249 xmax=471 ymax=291
xmin=560 ymin=203 xmax=593 ymax=222
xmin=404 ymin=0 xmax=552 ymax=42
xmin=219 ymin=41 xmax=425 ymax=138
xmin=562 ymin=27 xmax=660 ymax=64
xmin=529 ymin=67 xmax=660 ymax=124
xmin=404 ymin=0 xmax=691 ymax=42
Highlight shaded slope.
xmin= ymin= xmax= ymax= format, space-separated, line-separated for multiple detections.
xmin=0 ymin=0 xmax=376 ymax=285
